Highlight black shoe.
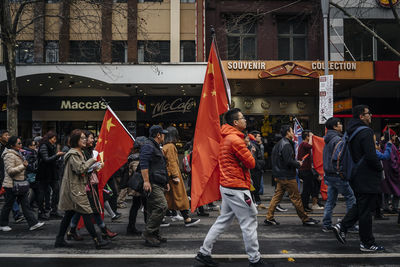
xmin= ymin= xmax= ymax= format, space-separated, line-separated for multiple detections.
xmin=111 ymin=213 xmax=121 ymax=221
xmin=249 ymin=258 xmax=265 ymax=266
xmin=14 ymin=215 xmax=25 ymax=223
xmin=275 ymin=205 xmax=288 ymax=212
xmin=197 ymin=211 xmax=210 ymax=217
xmin=127 ymin=227 xmax=142 ymax=236
xmin=303 ymin=218 xmax=320 ymax=226
xmin=322 ymin=225 xmax=334 ymax=232
xmin=304 ymin=207 xmax=313 ymax=213
xmin=332 ymin=223 xmax=346 ymax=244
xmin=142 ymin=232 xmax=161 ymax=247
xmin=38 ymin=213 xmax=50 ymax=220
xmin=54 ymin=238 xmax=72 ymax=248
xmin=185 ymin=218 xmax=200 ymax=227
xmin=360 ymin=243 xmax=385 ymax=252
xmin=375 ymin=214 xmax=390 ymax=220
xmin=264 ymin=219 xmax=280 ymax=225
xmin=93 ymin=237 xmax=110 ymax=249
xmin=195 ymin=252 xmax=218 ymax=267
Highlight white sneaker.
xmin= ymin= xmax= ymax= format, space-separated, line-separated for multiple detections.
xmin=312 ymin=204 xmax=324 ymax=210
xmin=0 ymin=226 xmax=12 ymax=232
xmin=171 ymin=215 xmax=184 ymax=222
xmin=29 ymin=222 xmax=45 ymax=231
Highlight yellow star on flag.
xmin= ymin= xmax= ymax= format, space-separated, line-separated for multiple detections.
xmin=203 ymin=92 xmax=207 ymax=98
xmin=106 ymin=118 xmax=116 ymax=132
xmin=211 ymin=90 xmax=216 ymax=96
xmin=105 ymin=140 xmax=108 ymax=144
xmin=98 ymin=138 xmax=102 ymax=143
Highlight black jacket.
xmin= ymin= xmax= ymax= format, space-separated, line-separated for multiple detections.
xmin=36 ymin=142 xmax=60 ymax=182
xmin=250 ymin=141 xmax=265 ymax=176
xmin=0 ymin=142 xmax=6 ymax=185
xmin=323 ymin=129 xmax=343 ymax=177
xmin=139 ymin=138 xmax=168 ymax=187
xmin=22 ymin=147 xmax=38 ymax=174
xmin=271 ymin=137 xmax=300 ymax=179
xmin=346 ymin=118 xmax=383 ymax=194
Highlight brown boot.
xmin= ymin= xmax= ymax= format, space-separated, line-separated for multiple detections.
xmin=67 ymin=227 xmax=83 ymax=241
xmin=101 ymin=227 xmax=118 ymax=239
xmin=141 ymin=232 xmax=161 ymax=247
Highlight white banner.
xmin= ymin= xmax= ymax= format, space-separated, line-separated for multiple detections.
xmin=319 ymin=75 xmax=333 ymax=124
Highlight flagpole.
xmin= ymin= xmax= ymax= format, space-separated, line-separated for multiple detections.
xmin=211 ymin=26 xmax=231 ymax=109
xmin=293 ymin=116 xmax=303 ymax=131
xmin=100 ymin=98 xmax=135 ymax=142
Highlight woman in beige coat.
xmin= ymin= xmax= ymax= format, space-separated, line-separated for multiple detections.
xmin=163 ymin=127 xmax=199 ymax=227
xmin=0 ymin=136 xmax=44 ymax=232
xmin=55 ymin=129 xmax=109 ymax=249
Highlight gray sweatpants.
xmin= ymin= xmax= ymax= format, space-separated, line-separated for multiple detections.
xmin=199 ymin=186 xmax=261 ymax=263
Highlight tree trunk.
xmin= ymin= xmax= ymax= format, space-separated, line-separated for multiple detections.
xmin=4 ymin=43 xmax=19 ymax=136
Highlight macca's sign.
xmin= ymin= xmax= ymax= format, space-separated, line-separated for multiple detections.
xmin=60 ymin=100 xmax=107 ymax=110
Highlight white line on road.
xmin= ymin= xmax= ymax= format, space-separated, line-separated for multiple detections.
xmin=0 ymin=253 xmax=399 ymax=259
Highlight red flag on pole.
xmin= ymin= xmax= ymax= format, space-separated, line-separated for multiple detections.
xmin=311 ymin=135 xmax=328 ymax=200
xmin=190 ymin=39 xmax=230 ymax=212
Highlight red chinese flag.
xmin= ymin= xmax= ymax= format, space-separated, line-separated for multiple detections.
xmin=95 ymin=107 xmax=134 ymax=202
xmin=190 ymin=40 xmax=230 ymax=212
xmin=312 ymin=135 xmax=328 ymax=200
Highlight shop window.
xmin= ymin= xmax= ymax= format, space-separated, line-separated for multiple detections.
xmin=277 ymin=18 xmax=307 ymax=60
xmin=45 ymin=41 xmax=59 ymax=63
xmin=375 ymin=22 xmax=400 ymax=60
xmin=180 ymin=41 xmax=195 ymax=62
xmin=69 ymin=41 xmax=101 ymax=62
xmin=181 ymin=0 xmax=195 ymax=2
xmin=16 ymin=41 xmax=34 ymax=63
xmin=112 ymin=41 xmax=127 ymax=63
xmin=138 ymin=41 xmax=170 ymax=62
xmin=226 ymin=14 xmax=257 ymax=60
xmin=113 ymin=0 xmax=127 ymax=2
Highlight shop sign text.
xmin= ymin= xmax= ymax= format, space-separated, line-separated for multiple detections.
xmin=227 ymin=61 xmax=266 ymax=70
xmin=60 ymin=100 xmax=107 ymax=110
xmin=152 ymin=98 xmax=195 ymax=118
xmin=312 ymin=62 xmax=357 ymax=71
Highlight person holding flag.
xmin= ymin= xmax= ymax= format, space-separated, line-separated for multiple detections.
xmin=195 ymin=108 xmax=263 ymax=267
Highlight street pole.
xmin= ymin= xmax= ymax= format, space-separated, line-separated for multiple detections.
xmin=321 ymin=0 xmax=329 ymax=75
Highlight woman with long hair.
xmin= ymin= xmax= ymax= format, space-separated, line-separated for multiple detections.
xmin=56 ymin=129 xmax=109 ymax=249
xmin=163 ymin=126 xmax=199 ymax=227
xmin=0 ymin=136 xmax=44 ymax=232
xmin=36 ymin=131 xmax=65 ymax=219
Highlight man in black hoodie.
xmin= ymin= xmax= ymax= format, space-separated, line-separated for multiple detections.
xmin=332 ymin=105 xmax=384 ymax=252
xmin=322 ymin=118 xmax=356 ymax=232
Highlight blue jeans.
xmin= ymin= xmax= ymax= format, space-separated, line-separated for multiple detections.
xmin=323 ymin=176 xmax=356 ymax=227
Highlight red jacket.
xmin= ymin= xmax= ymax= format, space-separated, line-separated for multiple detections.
xmin=219 ymin=124 xmax=255 ymax=189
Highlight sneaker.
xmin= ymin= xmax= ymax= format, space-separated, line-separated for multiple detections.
xmin=197 ymin=211 xmax=210 ymax=217
xmin=348 ymin=225 xmax=359 ymax=234
xmin=249 ymin=258 xmax=265 ymax=266
xmin=141 ymin=233 xmax=161 ymax=247
xmin=322 ymin=225 xmax=334 ymax=232
xmin=264 ymin=219 xmax=280 ymax=226
xmin=111 ymin=213 xmax=121 ymax=221
xmin=311 ymin=204 xmax=324 ymax=210
xmin=360 ymin=243 xmax=385 ymax=252
xmin=185 ymin=218 xmax=200 ymax=227
xmin=195 ymin=252 xmax=218 ymax=267
xmin=275 ymin=205 xmax=288 ymax=212
xmin=160 ymin=217 xmax=170 ymax=227
xmin=171 ymin=214 xmax=184 ymax=222
xmin=29 ymin=222 xmax=45 ymax=231
xmin=0 ymin=226 xmax=12 ymax=232
xmin=304 ymin=207 xmax=313 ymax=213
xmin=14 ymin=216 xmax=25 ymax=223
xmin=257 ymin=204 xmax=267 ymax=210
xmin=332 ymin=223 xmax=346 ymax=244
xmin=303 ymin=218 xmax=320 ymax=226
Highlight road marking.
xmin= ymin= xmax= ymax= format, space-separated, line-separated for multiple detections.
xmin=0 ymin=253 xmax=399 ymax=259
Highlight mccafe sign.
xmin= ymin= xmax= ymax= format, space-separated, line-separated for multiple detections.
xmin=152 ymin=97 xmax=195 ymax=118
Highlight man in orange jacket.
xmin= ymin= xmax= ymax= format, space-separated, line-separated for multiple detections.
xmin=195 ymin=108 xmax=264 ymax=267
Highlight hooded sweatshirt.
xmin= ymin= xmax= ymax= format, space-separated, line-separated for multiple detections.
xmin=323 ymin=129 xmax=343 ymax=177
xmin=346 ymin=118 xmax=383 ymax=194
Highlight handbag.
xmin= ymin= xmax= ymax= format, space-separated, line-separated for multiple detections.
xmin=89 ymin=172 xmax=99 ymax=185
xmin=128 ymin=171 xmax=144 ymax=193
xmin=12 ymin=180 xmax=30 ymax=195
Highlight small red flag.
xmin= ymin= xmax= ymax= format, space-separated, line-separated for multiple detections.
xmin=312 ymin=135 xmax=328 ymax=200
xmin=190 ymin=40 xmax=230 ymax=212
xmin=137 ymin=99 xmax=146 ymax=112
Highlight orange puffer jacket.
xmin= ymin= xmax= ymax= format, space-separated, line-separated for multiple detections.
xmin=219 ymin=124 xmax=255 ymax=189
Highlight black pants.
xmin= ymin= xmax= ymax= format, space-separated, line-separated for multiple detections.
xmin=38 ymin=180 xmax=60 ymax=213
xmin=312 ymin=176 xmax=321 ymax=199
xmin=341 ymin=193 xmax=377 ymax=246
xmin=251 ymin=172 xmax=262 ymax=204
xmin=56 ymin=210 xmax=97 ymax=240
xmin=0 ymin=188 xmax=38 ymax=227
xmin=128 ymin=195 xmax=147 ymax=230
xmin=107 ymin=178 xmax=118 ymax=213
xmin=299 ymin=170 xmax=314 ymax=208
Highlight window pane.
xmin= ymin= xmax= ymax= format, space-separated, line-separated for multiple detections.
xmin=69 ymin=41 xmax=101 ymax=62
xmin=344 ymin=20 xmax=373 ymax=61
xmin=293 ymin=38 xmax=306 ymax=60
xmin=45 ymin=41 xmax=59 ymax=63
xmin=143 ymin=41 xmax=170 ymax=62
xmin=180 ymin=41 xmax=195 ymax=62
xmin=242 ymin=37 xmax=256 ymax=60
xmin=278 ymin=38 xmax=290 ymax=60
xmin=293 ymin=21 xmax=306 ymax=34
xmin=277 ymin=21 xmax=290 ymax=34
xmin=376 ymin=22 xmax=400 ymax=60
xmin=227 ymin=36 xmax=240 ymax=60
xmin=16 ymin=42 xmax=34 ymax=63
xmin=112 ymin=41 xmax=127 ymax=62
xmin=243 ymin=21 xmax=256 ymax=34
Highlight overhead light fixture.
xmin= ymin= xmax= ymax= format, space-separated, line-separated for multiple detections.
xmin=70 ymin=76 xmax=73 ymax=79
xmin=88 ymin=85 xmax=91 ymax=88
xmin=144 ymin=93 xmax=147 ymax=96
xmin=68 ymin=85 xmax=72 ymax=88
xmin=106 ymin=87 xmax=110 ymax=90
xmin=180 ymin=85 xmax=184 ymax=88
xmin=135 ymin=85 xmax=138 ymax=88
xmin=139 ymin=89 xmax=143 ymax=92
xmin=99 ymin=84 xmax=102 ymax=86
xmin=39 ymin=83 xmax=43 ymax=86
xmin=91 ymin=79 xmax=95 ymax=82
xmin=79 ymin=81 xmax=83 ymax=83
xmin=26 ymin=79 xmax=30 ymax=82
xmin=59 ymin=81 xmax=62 ymax=84
xmin=50 ymin=87 xmax=54 ymax=90
xmin=304 ymin=92 xmax=309 ymax=96
xmin=48 ymin=75 xmax=51 ymax=78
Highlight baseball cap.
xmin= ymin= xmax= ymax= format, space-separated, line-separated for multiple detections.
xmin=149 ymin=125 xmax=168 ymax=137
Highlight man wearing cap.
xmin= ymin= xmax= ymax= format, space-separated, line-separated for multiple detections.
xmin=140 ymin=125 xmax=169 ymax=247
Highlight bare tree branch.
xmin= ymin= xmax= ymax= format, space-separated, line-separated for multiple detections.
xmin=389 ymin=0 xmax=400 ymax=26
xmin=15 ymin=14 xmax=64 ymax=34
xmin=330 ymin=1 xmax=400 ymax=58
xmin=12 ymin=0 xmax=40 ymax=34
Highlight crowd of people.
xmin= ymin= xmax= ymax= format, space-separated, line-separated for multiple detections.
xmin=0 ymin=104 xmax=399 ymax=266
